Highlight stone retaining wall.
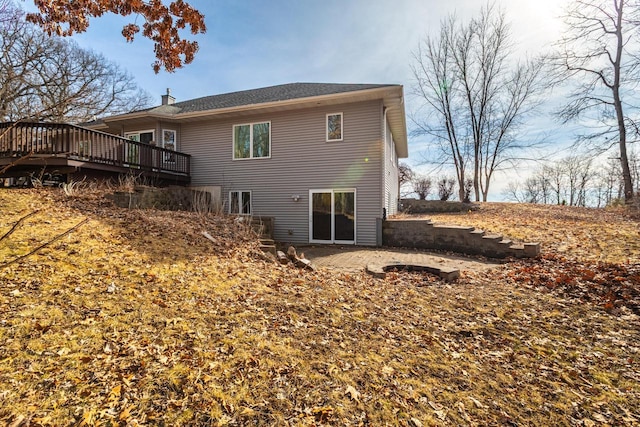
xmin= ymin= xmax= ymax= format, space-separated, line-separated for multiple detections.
xmin=400 ymin=199 xmax=479 ymax=213
xmin=382 ymin=219 xmax=540 ymax=259
xmin=109 ymin=185 xmax=221 ymax=212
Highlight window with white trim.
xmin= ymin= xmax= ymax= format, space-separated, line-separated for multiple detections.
xmin=125 ymin=130 xmax=155 ymax=144
xmin=162 ymin=129 xmax=177 ymax=162
xmin=326 ymin=113 xmax=343 ymax=141
xmin=229 ymin=190 xmax=251 ymax=215
xmin=124 ymin=130 xmax=154 ymax=165
xmin=233 ymin=122 xmax=270 ymax=159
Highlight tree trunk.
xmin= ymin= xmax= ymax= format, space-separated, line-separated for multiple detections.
xmin=613 ymin=0 xmax=634 ymax=203
xmin=457 ymin=168 xmax=466 ymax=202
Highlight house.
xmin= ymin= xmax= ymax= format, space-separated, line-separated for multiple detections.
xmin=84 ymin=83 xmax=409 ymax=245
xmin=87 ymin=83 xmax=408 ymax=246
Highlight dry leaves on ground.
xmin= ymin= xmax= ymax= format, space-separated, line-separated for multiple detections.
xmin=426 ymin=202 xmax=640 ymax=313
xmin=426 ymin=202 xmax=640 ymax=263
xmin=0 ymin=190 xmax=638 ymax=426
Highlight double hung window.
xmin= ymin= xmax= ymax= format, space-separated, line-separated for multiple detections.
xmin=162 ymin=129 xmax=177 ymax=162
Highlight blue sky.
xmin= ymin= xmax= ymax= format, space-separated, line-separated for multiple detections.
xmin=19 ymin=0 xmax=574 ymax=199
xmin=42 ymin=0 xmax=564 ymax=100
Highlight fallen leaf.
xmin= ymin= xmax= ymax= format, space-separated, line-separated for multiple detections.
xmin=469 ymin=396 xmax=485 ymax=409
xmin=345 ymin=385 xmax=360 ymax=402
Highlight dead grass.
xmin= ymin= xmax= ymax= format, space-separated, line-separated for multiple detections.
xmin=0 ymin=190 xmax=638 ymax=426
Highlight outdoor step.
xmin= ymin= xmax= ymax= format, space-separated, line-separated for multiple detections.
xmin=482 ymin=234 xmax=503 ymax=241
xmin=524 ymin=242 xmax=541 ymax=257
xmin=498 ymin=239 xmax=512 ymax=246
xmin=259 ymin=244 xmax=276 ymax=257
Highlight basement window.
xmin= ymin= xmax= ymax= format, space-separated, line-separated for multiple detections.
xmin=229 ymin=190 xmax=251 ymax=215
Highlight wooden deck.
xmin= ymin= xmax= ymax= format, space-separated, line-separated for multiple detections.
xmin=0 ymin=122 xmax=190 ymax=183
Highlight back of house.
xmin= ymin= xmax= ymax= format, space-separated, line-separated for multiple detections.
xmin=88 ymin=82 xmax=408 ymax=246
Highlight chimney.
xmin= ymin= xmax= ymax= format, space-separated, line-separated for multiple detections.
xmin=161 ymin=88 xmax=175 ymax=106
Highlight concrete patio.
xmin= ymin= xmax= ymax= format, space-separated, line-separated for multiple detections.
xmin=299 ymin=245 xmax=501 ymax=274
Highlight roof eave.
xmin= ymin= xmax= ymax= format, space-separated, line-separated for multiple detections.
xmin=103 ymin=85 xmax=400 ymax=121
xmin=383 ymin=90 xmax=408 ymax=158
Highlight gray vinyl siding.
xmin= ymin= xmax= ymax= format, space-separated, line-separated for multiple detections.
xmin=180 ymin=100 xmax=384 ymax=246
xmin=383 ymin=116 xmax=400 ymax=215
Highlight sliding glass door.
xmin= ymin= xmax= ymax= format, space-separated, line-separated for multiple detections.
xmin=310 ymin=189 xmax=356 ymax=244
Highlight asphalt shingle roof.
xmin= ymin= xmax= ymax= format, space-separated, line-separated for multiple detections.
xmin=149 ymin=82 xmax=399 ymax=114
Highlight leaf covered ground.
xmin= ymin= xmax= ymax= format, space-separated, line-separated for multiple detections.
xmin=1 ymin=190 xmax=639 ymax=426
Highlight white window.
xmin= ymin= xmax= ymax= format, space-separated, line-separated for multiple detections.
xmin=124 ymin=130 xmax=154 ymax=165
xmin=326 ymin=113 xmax=343 ymax=141
xmin=162 ymin=129 xmax=177 ymax=162
xmin=233 ymin=122 xmax=271 ymax=159
xmin=125 ymin=130 xmax=155 ymax=144
xmin=229 ymin=190 xmax=251 ymax=215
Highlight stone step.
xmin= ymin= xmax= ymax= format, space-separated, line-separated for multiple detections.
xmin=524 ymin=242 xmax=541 ymax=257
xmin=249 ymin=217 xmax=274 ymax=239
xmin=482 ymin=234 xmax=503 ymax=241
xmin=259 ymin=244 xmax=276 ymax=257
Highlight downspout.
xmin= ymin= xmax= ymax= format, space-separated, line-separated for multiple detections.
xmin=377 ymin=105 xmax=388 ymax=247
xmin=383 ymin=105 xmax=388 ymax=213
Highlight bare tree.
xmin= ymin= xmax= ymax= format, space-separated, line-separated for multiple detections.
xmin=593 ymin=158 xmax=623 ymax=206
xmin=543 ymin=163 xmax=566 ymax=205
xmin=564 ymin=155 xmax=593 ymax=206
xmin=463 ymin=178 xmax=473 ymax=203
xmin=508 ymin=155 xmax=600 ymax=206
xmin=399 ymin=162 xmax=415 ymax=187
xmin=0 ymin=0 xmax=13 ymax=25
xmin=537 ymin=166 xmax=552 ymax=204
xmin=553 ymin=0 xmax=639 ymax=203
xmin=411 ymin=14 xmax=471 ymax=202
xmin=504 ymin=176 xmax=544 ymax=204
xmin=413 ymin=176 xmax=432 ymax=200
xmin=0 ymin=6 xmax=151 ymax=122
xmin=411 ymin=2 xmax=546 ymax=202
xmin=399 ymin=162 xmax=416 ymax=197
xmin=437 ymin=177 xmax=455 ymax=201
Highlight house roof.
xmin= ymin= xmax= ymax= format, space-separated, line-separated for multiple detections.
xmin=90 ymin=82 xmax=408 ymax=157
xmin=149 ymin=83 xmax=397 ymax=114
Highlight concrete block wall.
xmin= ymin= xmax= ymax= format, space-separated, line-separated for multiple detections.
xmin=109 ymin=186 xmax=220 ymax=212
xmin=382 ymin=219 xmax=540 ymax=259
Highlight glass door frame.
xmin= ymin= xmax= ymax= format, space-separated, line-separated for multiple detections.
xmin=308 ymin=188 xmax=356 ymax=245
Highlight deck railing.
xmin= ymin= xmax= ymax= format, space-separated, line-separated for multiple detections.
xmin=0 ymin=122 xmax=190 ymax=177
